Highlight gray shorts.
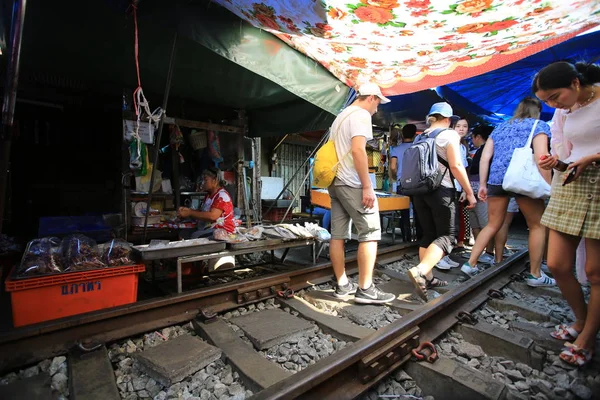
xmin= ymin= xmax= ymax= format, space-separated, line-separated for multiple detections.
xmin=328 ymin=182 xmax=381 ymax=242
xmin=507 ymin=198 xmax=519 ymax=213
xmin=469 ymin=181 xmax=487 ymax=229
xmin=469 ymin=200 xmax=488 ymax=229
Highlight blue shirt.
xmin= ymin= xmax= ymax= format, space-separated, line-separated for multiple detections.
xmin=488 ymin=118 xmax=551 ymax=186
xmin=390 ymin=142 xmax=412 ymax=181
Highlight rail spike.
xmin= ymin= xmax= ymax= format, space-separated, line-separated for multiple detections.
xmin=198 ymin=308 xmax=217 ymax=324
xmin=487 ymin=289 xmax=505 ymax=299
xmin=456 ymin=311 xmax=478 ymax=325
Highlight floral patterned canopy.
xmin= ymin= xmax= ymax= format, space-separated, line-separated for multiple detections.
xmin=214 ymin=0 xmax=600 ymax=95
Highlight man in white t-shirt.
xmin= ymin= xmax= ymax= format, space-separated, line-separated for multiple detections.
xmin=328 ymin=83 xmax=395 ymax=304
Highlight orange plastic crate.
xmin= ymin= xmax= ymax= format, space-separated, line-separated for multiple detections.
xmin=262 ymin=207 xmax=289 ymax=222
xmin=5 ymin=264 xmax=145 ymax=327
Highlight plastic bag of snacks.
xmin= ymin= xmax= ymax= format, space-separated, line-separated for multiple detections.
xmin=213 ymin=228 xmax=248 ymax=243
xmin=17 ymin=237 xmax=63 ymax=277
xmin=304 ymin=222 xmax=331 ymax=242
xmin=237 ymin=226 xmax=264 ymax=240
xmin=102 ymin=239 xmax=136 ymax=266
xmin=61 ymin=234 xmax=106 ymax=272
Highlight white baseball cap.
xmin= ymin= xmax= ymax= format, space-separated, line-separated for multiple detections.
xmin=357 ymin=83 xmax=391 ymax=104
xmin=427 ymin=102 xmax=458 ymax=118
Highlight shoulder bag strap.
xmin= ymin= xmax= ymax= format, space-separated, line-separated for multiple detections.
xmin=430 ymin=128 xmax=457 ymax=188
xmin=333 ymin=109 xmax=364 ymax=165
xmin=525 ymin=119 xmax=539 ymax=149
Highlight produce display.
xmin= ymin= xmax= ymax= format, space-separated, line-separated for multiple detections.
xmin=102 ymin=239 xmax=136 ymax=266
xmin=61 ymin=234 xmax=106 ymax=271
xmin=16 ymin=235 xmax=140 ymax=278
xmin=17 ymin=237 xmax=63 ymax=277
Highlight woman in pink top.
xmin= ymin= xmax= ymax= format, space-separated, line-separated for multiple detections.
xmin=534 ymin=61 xmax=600 ymax=367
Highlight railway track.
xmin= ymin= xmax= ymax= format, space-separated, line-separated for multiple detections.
xmin=251 ymin=249 xmax=533 ymax=400
xmin=3 ymin=243 xmax=597 ymax=400
xmin=0 ymin=242 xmax=416 ymax=373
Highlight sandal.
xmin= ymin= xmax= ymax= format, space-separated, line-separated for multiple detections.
xmin=408 ymin=267 xmax=428 ymax=301
xmin=550 ymin=324 xmax=580 ymax=341
xmin=426 ymin=276 xmax=448 ymax=289
xmin=559 ymin=342 xmax=593 ymax=367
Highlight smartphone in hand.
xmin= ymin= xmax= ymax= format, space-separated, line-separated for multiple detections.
xmin=563 ymin=167 xmax=578 ymax=186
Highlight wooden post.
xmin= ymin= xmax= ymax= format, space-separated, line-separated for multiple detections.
xmin=0 ymin=0 xmax=27 ymax=233
xmin=171 ymin=128 xmax=181 ymax=211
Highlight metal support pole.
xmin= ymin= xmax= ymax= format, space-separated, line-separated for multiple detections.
xmin=252 ymin=137 xmax=262 ymax=222
xmin=0 ymin=0 xmax=27 ymax=233
xmin=142 ymin=31 xmax=178 ymax=243
xmin=262 ymin=130 xmax=329 ymax=219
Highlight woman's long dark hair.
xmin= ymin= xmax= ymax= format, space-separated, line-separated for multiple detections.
xmin=532 ymin=61 xmax=600 ymax=92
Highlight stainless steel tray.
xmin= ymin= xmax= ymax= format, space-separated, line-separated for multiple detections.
xmin=226 ymin=238 xmax=283 ymax=250
xmin=134 ymin=240 xmax=226 ymax=260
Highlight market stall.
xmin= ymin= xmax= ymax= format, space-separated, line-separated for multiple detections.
xmin=134 ymin=223 xmax=329 ymax=293
xmin=5 ymin=236 xmax=144 ymax=327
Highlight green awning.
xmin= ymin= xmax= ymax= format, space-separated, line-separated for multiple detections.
xmin=4 ymin=0 xmax=350 ymax=136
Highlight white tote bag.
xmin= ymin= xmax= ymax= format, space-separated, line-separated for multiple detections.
xmin=502 ymin=120 xmax=551 ymax=199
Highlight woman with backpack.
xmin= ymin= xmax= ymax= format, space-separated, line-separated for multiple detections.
xmin=460 ymin=97 xmax=555 ymax=288
xmin=406 ymin=102 xmax=476 ymax=300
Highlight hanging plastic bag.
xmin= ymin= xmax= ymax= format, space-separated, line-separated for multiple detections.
xmin=207 ymin=130 xmax=223 ymax=167
xmin=17 ymin=237 xmax=63 ymax=277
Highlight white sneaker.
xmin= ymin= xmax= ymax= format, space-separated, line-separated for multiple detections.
xmin=436 ymin=256 xmax=460 ymax=270
xmin=461 ymin=263 xmax=480 ymax=277
xmin=478 ymin=253 xmax=495 ymax=264
xmin=526 ymin=272 xmax=556 ymax=287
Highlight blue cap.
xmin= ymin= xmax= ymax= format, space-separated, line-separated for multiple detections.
xmin=427 ymin=102 xmax=457 ymax=118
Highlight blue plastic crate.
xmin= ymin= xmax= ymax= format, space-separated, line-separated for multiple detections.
xmin=38 ymin=216 xmax=112 ymax=242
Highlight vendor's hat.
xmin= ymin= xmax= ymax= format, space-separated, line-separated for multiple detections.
xmin=427 ymin=102 xmax=458 ymax=118
xmin=357 ymin=83 xmax=391 ymax=104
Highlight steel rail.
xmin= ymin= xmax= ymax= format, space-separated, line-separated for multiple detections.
xmin=252 ymin=250 xmax=529 ymax=400
xmin=0 ymin=242 xmax=417 ymax=373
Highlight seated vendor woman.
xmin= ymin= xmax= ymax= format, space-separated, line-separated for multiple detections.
xmin=177 ymin=167 xmax=235 ymax=239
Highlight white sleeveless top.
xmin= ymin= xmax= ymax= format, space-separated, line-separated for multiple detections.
xmin=558 ymin=88 xmax=600 ymax=163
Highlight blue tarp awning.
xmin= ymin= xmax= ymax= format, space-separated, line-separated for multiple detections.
xmin=440 ymin=30 xmax=600 ymax=122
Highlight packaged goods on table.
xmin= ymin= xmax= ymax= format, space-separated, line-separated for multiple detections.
xmin=213 ymin=229 xmax=248 ymax=243
xmin=213 ymin=225 xmax=266 ymax=243
xmin=304 ymin=222 xmax=331 ymax=241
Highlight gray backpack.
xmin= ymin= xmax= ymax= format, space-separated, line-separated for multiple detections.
xmin=398 ymin=128 xmax=453 ymax=195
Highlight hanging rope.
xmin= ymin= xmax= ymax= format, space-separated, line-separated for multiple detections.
xmin=128 ymin=1 xmax=163 ymax=169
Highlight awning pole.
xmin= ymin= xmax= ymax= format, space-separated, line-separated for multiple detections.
xmin=0 ymin=0 xmax=27 ymax=234
xmin=142 ymin=31 xmax=178 ymax=244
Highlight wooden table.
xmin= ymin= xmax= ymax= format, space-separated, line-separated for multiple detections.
xmin=175 ymin=239 xmax=315 ymax=293
xmin=310 ymin=189 xmax=410 ymax=211
xmin=310 ymin=189 xmax=410 ymax=243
